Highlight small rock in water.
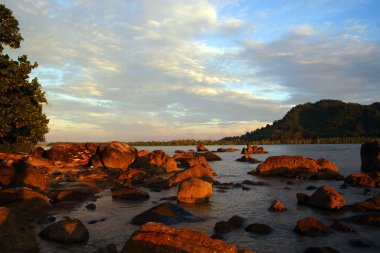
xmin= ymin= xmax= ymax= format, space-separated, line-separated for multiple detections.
xmin=330 ymin=220 xmax=356 ymax=233
xmin=348 ymin=239 xmax=374 ymax=248
xmin=340 ymin=183 xmax=348 ymax=189
xmin=85 ymin=203 xmax=96 ymax=210
xmin=242 ymin=186 xmax=250 ymax=191
xmin=269 ymin=199 xmax=287 ymax=212
xmin=245 ymin=223 xmax=273 ymax=234
xmin=287 ymin=181 xmax=295 ymax=185
xmin=304 ymin=247 xmax=340 ymax=253
xmin=37 ymin=215 xmax=56 ymax=225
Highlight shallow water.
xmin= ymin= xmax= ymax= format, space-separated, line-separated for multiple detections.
xmin=37 ymin=144 xmax=380 ymax=253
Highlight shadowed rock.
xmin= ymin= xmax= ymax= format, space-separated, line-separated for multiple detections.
xmin=345 ymin=173 xmax=379 ymax=188
xmin=361 ymin=141 xmax=380 ymax=173
xmin=111 ymin=185 xmax=149 ymax=202
xmin=295 ymin=217 xmax=331 ymax=236
xmin=39 ymin=218 xmax=89 ymax=243
xmin=297 ymin=185 xmax=345 ymax=210
xmin=245 ymin=223 xmax=273 ymax=234
xmin=342 ymin=214 xmax=380 ymax=227
xmin=304 ymin=247 xmax=340 ymax=253
xmin=236 ymin=154 xmax=260 ymax=164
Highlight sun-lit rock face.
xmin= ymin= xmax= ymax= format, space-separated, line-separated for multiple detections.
xmin=122 ymin=222 xmax=256 ymax=253
xmin=297 ymin=185 xmax=345 ymax=210
xmin=167 ymin=162 xmax=214 ymax=187
xmin=45 ymin=143 xmax=98 ymax=167
xmin=269 ymin=199 xmax=287 ymax=212
xmin=92 ymin=141 xmax=137 ymax=170
xmin=196 ymin=144 xmax=209 ymax=151
xmin=250 ymin=155 xmax=343 ymax=180
xmin=0 ymin=207 xmax=39 ymax=253
xmin=131 ymin=150 xmax=178 ymax=174
xmin=39 ymin=219 xmax=89 ymax=243
xmin=241 ymin=144 xmax=268 ymax=154
xmin=177 ymin=178 xmax=212 ymax=204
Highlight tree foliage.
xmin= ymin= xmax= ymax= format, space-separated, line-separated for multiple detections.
xmin=223 ymin=99 xmax=380 ymax=143
xmin=0 ymin=4 xmax=49 ymax=152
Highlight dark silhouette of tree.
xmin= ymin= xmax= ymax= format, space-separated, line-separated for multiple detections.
xmin=0 ymin=4 xmax=49 ymax=152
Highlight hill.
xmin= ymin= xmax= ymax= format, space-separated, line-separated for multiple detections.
xmin=223 ymin=99 xmax=380 ymax=142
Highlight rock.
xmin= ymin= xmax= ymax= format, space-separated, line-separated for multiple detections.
xmin=345 ymin=173 xmax=378 ymax=188
xmin=295 ymin=217 xmax=331 ymax=236
xmin=242 ymin=180 xmax=269 ymax=186
xmin=245 ymin=223 xmax=273 ymax=234
xmin=241 ymin=144 xmax=268 ymax=154
xmin=174 ymin=150 xmax=186 ymax=153
xmin=348 ymin=239 xmax=375 ymax=248
xmin=111 ymin=185 xmax=149 ymax=202
xmin=0 ymin=160 xmax=47 ymax=191
xmin=177 ymin=178 xmax=212 ymax=204
xmin=118 ymin=168 xmax=148 ymax=185
xmin=269 ymin=199 xmax=287 ymax=211
xmin=236 ymin=154 xmax=260 ymax=163
xmin=45 ymin=143 xmax=98 ymax=167
xmin=53 ymin=182 xmax=98 ymax=202
xmin=31 ymin=146 xmax=45 ymax=158
xmin=142 ymin=176 xmax=169 ymax=189
xmin=0 ymin=207 xmax=39 ymax=253
xmin=297 ymin=193 xmax=310 ymax=204
xmin=132 ymin=150 xmax=178 ymax=174
xmin=304 ymin=247 xmax=340 ymax=253
xmin=95 ymin=243 xmax=118 ymax=253
xmin=361 ymin=141 xmax=380 ymax=173
xmin=197 ymin=144 xmax=209 ymax=151
xmin=93 ymin=141 xmax=137 ymax=170
xmin=214 ymin=215 xmax=245 ymax=235
xmin=242 ymin=186 xmax=250 ymax=190
xmin=167 ymin=162 xmax=214 ymax=187
xmin=250 ymin=155 xmax=343 ymax=180
xmin=173 ymin=152 xmax=197 ymax=163
xmin=348 ymin=196 xmax=380 ymax=212
xmin=306 ymin=185 xmax=345 ymax=210
xmin=39 ymin=218 xmax=89 ymax=243
xmin=0 ymin=187 xmax=51 ymax=206
xmin=330 ymin=220 xmax=356 ymax=233
xmin=306 ymin=186 xmax=318 ymax=190
xmin=130 ymin=202 xmax=202 ymax=225
xmin=38 ymin=215 xmax=56 ymax=225
xmin=342 ymin=214 xmax=380 ymax=227
xmin=217 ymin=148 xmax=239 ymax=152
xmin=197 ymin=152 xmax=222 ymax=161
xmin=122 ymin=222 xmax=255 ymax=253
xmin=85 ymin=203 xmax=97 ymax=210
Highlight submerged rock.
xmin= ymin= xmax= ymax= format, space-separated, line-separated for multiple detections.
xmin=347 ymin=196 xmax=380 ymax=212
xmin=130 ymin=202 xmax=203 ymax=225
xmin=245 ymin=223 xmax=273 ymax=235
xmin=39 ymin=218 xmax=89 ymax=243
xmin=345 ymin=173 xmax=379 ymax=188
xmin=330 ymin=220 xmax=356 ymax=233
xmin=304 ymin=247 xmax=340 ymax=253
xmin=0 ymin=207 xmax=39 ymax=253
xmin=342 ymin=214 xmax=380 ymax=227
xmin=122 ymin=222 xmax=256 ymax=253
xmin=250 ymin=156 xmax=343 ymax=180
xmin=177 ymin=178 xmax=212 ymax=204
xmin=236 ymin=154 xmax=260 ymax=164
xmin=217 ymin=148 xmax=239 ymax=152
xmin=111 ymin=185 xmax=149 ymax=202
xmin=295 ymin=217 xmax=331 ymax=236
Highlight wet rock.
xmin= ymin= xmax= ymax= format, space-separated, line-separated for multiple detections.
xmin=330 ymin=220 xmax=356 ymax=233
xmin=118 ymin=169 xmax=148 ymax=186
xmin=92 ymin=141 xmax=137 ymax=170
xmin=177 ymin=178 xmax=212 ymax=204
xmin=130 ymin=202 xmax=202 ymax=225
xmin=348 ymin=239 xmax=375 ymax=248
xmin=159 ymin=196 xmax=177 ymax=201
xmin=38 ymin=215 xmax=56 ymax=225
xmin=217 ymin=148 xmax=239 ymax=152
xmin=214 ymin=215 xmax=245 ymax=235
xmin=306 ymin=186 xmax=318 ymax=190
xmin=245 ymin=223 xmax=273 ymax=235
xmin=234 ymin=183 xmax=242 ymax=188
xmin=39 ymin=218 xmax=89 ymax=243
xmin=0 ymin=160 xmax=47 ymax=191
xmin=295 ymin=217 xmax=331 ymax=236
xmin=53 ymin=182 xmax=98 ymax=202
xmin=111 ymin=185 xmax=149 ymax=202
xmin=342 ymin=214 xmax=380 ymax=227
xmin=122 ymin=222 xmax=255 ymax=253
xmin=297 ymin=185 xmax=345 ymax=210
xmin=45 ymin=143 xmax=98 ymax=167
xmin=173 ymin=152 xmax=197 ymax=163
xmin=198 ymin=152 xmax=222 ymax=161
xmin=142 ymin=175 xmax=169 ymax=189
xmin=348 ymin=196 xmax=380 ymax=212
xmin=241 ymin=144 xmax=268 ymax=154
xmin=85 ymin=203 xmax=97 ymax=210
xmin=345 ymin=173 xmax=378 ymax=188
xmin=0 ymin=187 xmax=51 ymax=207
xmin=174 ymin=150 xmax=186 ymax=153
xmin=167 ymin=162 xmax=214 ymax=187
xmin=269 ymin=199 xmax=287 ymax=212
xmin=242 ymin=186 xmax=250 ymax=190
xmin=236 ymin=154 xmax=260 ymax=163
xmin=242 ymin=180 xmax=269 ymax=186
xmin=361 ymin=141 xmax=380 ymax=173
xmin=304 ymin=247 xmax=340 ymax=253
xmin=0 ymin=207 xmax=39 ymax=253
xmin=197 ymin=144 xmax=209 ymax=152
xmin=249 ymin=156 xmax=343 ymax=180
xmin=131 ymin=150 xmax=178 ymax=174
xmin=95 ymin=243 xmax=118 ymax=253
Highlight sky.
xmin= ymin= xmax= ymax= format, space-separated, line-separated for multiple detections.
xmin=2 ymin=0 xmax=380 ymax=142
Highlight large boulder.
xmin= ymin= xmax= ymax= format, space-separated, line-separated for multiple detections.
xmin=92 ymin=142 xmax=137 ymax=170
xmin=297 ymin=185 xmax=345 ymax=210
xmin=177 ymin=178 xmax=212 ymax=204
xmin=131 ymin=150 xmax=178 ymax=174
xmin=45 ymin=143 xmax=98 ymax=167
xmin=167 ymin=162 xmax=214 ymax=187
xmin=0 ymin=160 xmax=47 ymax=191
xmin=361 ymin=141 xmax=380 ymax=173
xmin=130 ymin=202 xmax=202 ymax=225
xmin=295 ymin=217 xmax=331 ymax=236
xmin=241 ymin=144 xmax=267 ymax=154
xmin=197 ymin=144 xmax=209 ymax=151
xmin=250 ymin=156 xmax=343 ymax=180
xmin=122 ymin=222 xmax=256 ymax=253
xmin=345 ymin=173 xmax=378 ymax=188
xmin=0 ymin=207 xmax=40 ymax=253
xmin=39 ymin=219 xmax=89 ymax=243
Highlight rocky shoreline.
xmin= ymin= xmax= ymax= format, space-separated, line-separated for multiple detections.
xmin=0 ymin=141 xmax=379 ymax=253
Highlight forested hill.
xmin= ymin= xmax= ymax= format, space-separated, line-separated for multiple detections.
xmin=224 ymin=100 xmax=380 ymax=142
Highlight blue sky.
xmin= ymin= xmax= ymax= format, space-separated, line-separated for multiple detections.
xmin=2 ymin=0 xmax=380 ymax=142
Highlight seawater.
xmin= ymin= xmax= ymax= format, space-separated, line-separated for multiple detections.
xmin=37 ymin=144 xmax=380 ymax=253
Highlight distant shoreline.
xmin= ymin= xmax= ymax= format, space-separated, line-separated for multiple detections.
xmin=46 ymin=137 xmax=379 ymax=147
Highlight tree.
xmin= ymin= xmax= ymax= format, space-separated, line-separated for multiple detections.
xmin=0 ymin=4 xmax=49 ymax=152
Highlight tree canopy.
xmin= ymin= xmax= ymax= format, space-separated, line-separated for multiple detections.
xmin=0 ymin=4 xmax=49 ymax=152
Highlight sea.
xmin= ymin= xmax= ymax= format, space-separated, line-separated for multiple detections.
xmin=38 ymin=144 xmax=380 ymax=253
